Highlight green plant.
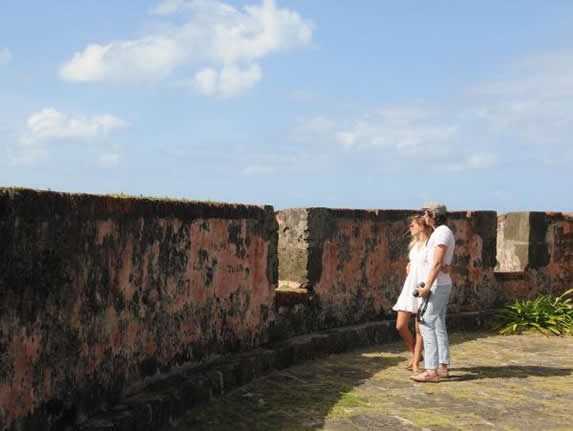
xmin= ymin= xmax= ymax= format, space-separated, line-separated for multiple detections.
xmin=497 ymin=288 xmax=573 ymax=335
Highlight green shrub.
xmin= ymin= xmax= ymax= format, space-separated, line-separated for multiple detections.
xmin=497 ymin=288 xmax=573 ymax=335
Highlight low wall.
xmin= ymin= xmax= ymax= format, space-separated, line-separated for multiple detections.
xmin=538 ymin=212 xmax=573 ymax=295
xmin=447 ymin=211 xmax=499 ymax=311
xmin=2 ymin=190 xmax=571 ymax=430
xmin=496 ymin=212 xmax=531 ymax=271
xmin=496 ymin=212 xmax=573 ymax=298
xmin=276 ymin=208 xmax=498 ymax=332
xmin=0 ymin=189 xmax=278 ymax=430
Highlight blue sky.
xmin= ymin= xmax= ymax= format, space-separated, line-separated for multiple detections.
xmin=1 ymin=0 xmax=572 ymax=212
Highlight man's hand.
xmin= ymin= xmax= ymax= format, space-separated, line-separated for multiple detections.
xmin=416 ymin=282 xmax=431 ymax=298
xmin=416 ymin=285 xmax=431 ymax=298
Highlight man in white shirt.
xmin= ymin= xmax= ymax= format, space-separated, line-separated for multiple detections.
xmin=411 ymin=201 xmax=455 ymax=383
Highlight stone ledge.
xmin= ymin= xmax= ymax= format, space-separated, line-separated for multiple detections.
xmin=77 ymin=311 xmax=493 ymax=431
xmin=274 ymin=287 xmax=310 ymax=307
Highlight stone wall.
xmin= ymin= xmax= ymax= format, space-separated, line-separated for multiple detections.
xmin=0 ymin=188 xmax=278 ymax=430
xmin=447 ymin=211 xmax=499 ymax=311
xmin=275 ymin=208 xmax=498 ymax=332
xmin=496 ymin=212 xmax=531 ymax=271
xmin=495 ymin=211 xmax=573 ymax=298
xmin=2 ymin=188 xmax=571 ymax=430
xmin=276 ymin=208 xmax=309 ymax=286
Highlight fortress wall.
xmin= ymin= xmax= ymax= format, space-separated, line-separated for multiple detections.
xmin=496 ymin=212 xmax=573 ymax=298
xmin=276 ymin=208 xmax=498 ymax=331
xmin=1 ymin=187 xmax=571 ymax=430
xmin=0 ymin=188 xmax=278 ymax=429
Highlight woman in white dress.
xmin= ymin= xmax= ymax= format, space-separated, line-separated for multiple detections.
xmin=392 ymin=215 xmax=431 ymax=372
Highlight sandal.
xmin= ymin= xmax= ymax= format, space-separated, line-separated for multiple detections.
xmin=410 ymin=371 xmax=440 ymax=383
xmin=437 ymin=368 xmax=449 ymax=378
xmin=406 ymin=357 xmax=414 ymax=370
xmin=406 ymin=356 xmax=423 ymax=371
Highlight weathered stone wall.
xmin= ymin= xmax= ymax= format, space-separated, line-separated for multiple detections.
xmin=0 ymin=188 xmax=278 ymax=430
xmin=276 ymin=208 xmax=309 ymax=286
xmin=2 ymin=188 xmax=571 ymax=430
xmin=496 ymin=212 xmax=573 ymax=298
xmin=496 ymin=212 xmax=530 ymax=271
xmin=540 ymin=212 xmax=573 ymax=295
xmin=307 ymin=208 xmax=412 ymax=329
xmin=276 ymin=208 xmax=498 ymax=330
xmin=447 ymin=211 xmax=499 ymax=311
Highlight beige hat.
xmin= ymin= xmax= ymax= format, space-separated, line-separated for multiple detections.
xmin=422 ymin=201 xmax=447 ymax=215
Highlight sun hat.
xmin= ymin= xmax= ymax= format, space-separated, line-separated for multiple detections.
xmin=422 ymin=201 xmax=447 ymax=215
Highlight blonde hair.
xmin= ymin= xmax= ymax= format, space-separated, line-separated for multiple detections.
xmin=408 ymin=215 xmax=432 ymax=250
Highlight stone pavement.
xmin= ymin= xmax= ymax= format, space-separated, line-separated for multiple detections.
xmin=174 ymin=332 xmax=573 ymax=431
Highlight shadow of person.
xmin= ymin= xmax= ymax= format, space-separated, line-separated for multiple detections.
xmin=444 ymin=365 xmax=573 ymax=382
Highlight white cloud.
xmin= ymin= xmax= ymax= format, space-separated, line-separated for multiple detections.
xmin=333 ymin=109 xmax=458 ymax=156
xmin=291 ymin=115 xmax=336 ymax=140
xmin=7 ymin=147 xmax=47 ymax=166
xmin=60 ymin=0 xmax=313 ymax=96
xmin=21 ymin=108 xmax=128 ymax=145
xmin=8 ymin=108 xmax=127 ymax=166
xmin=238 ymin=150 xmax=328 ymax=177
xmin=296 ymin=105 xmax=459 ymax=158
xmin=149 ymin=0 xmax=190 ymax=15
xmin=446 ymin=153 xmax=497 ymax=172
xmin=59 ymin=37 xmax=180 ymax=83
xmin=241 ymin=164 xmax=273 ymax=176
xmin=292 ymin=47 xmax=573 ymax=170
xmin=468 ymin=49 xmax=573 ymax=149
xmin=96 ymin=152 xmax=121 ymax=167
xmin=0 ymin=48 xmax=12 ymax=64
xmin=190 ymin=63 xmax=262 ymax=96
xmin=471 ymin=50 xmax=573 ymax=99
xmin=335 ymin=131 xmax=356 ymax=148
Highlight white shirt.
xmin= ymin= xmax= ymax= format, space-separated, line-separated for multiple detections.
xmin=424 ymin=224 xmax=455 ymax=286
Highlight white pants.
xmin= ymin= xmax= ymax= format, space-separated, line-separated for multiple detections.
xmin=419 ymin=283 xmax=452 ymax=370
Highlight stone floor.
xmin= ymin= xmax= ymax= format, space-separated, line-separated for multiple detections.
xmin=174 ymin=331 xmax=573 ymax=431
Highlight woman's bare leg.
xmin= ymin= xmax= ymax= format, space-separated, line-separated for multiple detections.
xmin=412 ymin=320 xmax=424 ymax=373
xmin=396 ymin=311 xmax=415 ymax=365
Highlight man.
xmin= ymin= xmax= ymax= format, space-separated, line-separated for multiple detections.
xmin=410 ymin=202 xmax=455 ymax=383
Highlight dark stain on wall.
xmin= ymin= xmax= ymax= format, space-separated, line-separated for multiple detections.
xmin=529 ymin=212 xmax=550 ymax=269
xmin=0 ymin=188 xmax=278 ymax=430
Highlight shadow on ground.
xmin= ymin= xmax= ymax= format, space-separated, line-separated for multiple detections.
xmin=173 ymin=330 xmax=573 ymax=431
xmin=446 ymin=365 xmax=573 ymax=381
xmin=174 ymin=352 xmax=404 ymax=430
xmin=173 ymin=331 xmax=490 ymax=430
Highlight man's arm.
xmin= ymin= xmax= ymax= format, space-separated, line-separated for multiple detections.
xmin=417 ymin=244 xmax=447 ymax=297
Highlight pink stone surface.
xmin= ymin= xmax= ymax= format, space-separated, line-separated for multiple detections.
xmin=0 ymin=189 xmax=277 ymax=428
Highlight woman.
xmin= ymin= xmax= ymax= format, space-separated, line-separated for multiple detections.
xmin=411 ymin=202 xmax=455 ymax=383
xmin=392 ymin=215 xmax=431 ymax=373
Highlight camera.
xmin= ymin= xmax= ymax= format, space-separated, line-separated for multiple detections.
xmin=413 ymin=281 xmax=425 ymax=297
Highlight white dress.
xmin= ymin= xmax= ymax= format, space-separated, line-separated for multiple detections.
xmin=392 ymin=244 xmax=425 ymax=313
